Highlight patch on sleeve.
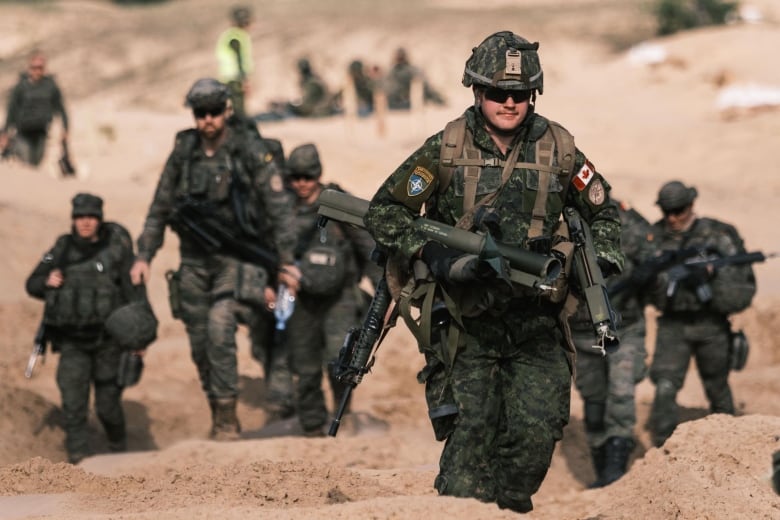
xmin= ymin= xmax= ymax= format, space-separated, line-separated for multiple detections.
xmin=260 ymin=151 xmax=274 ymax=164
xmin=572 ymin=159 xmax=595 ymax=191
xmin=269 ymin=173 xmax=284 ymax=192
xmin=588 ymin=179 xmax=606 ymax=206
xmin=407 ymin=165 xmax=434 ymax=197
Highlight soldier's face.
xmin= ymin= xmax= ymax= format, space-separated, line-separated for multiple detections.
xmin=193 ymin=104 xmax=227 ymax=140
xmin=73 ymin=216 xmax=100 ymax=241
xmin=28 ymin=56 xmax=45 ymax=82
xmin=289 ymin=175 xmax=320 ymax=200
xmin=477 ymin=87 xmax=530 ymax=133
xmin=663 ymin=204 xmax=694 ymax=232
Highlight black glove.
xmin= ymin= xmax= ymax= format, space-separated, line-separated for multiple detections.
xmin=420 ymin=242 xmax=490 ymax=284
xmin=597 ymin=257 xmax=616 ymax=278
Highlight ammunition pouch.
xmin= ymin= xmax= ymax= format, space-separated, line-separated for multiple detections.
xmin=417 ymin=354 xmax=458 ymax=441
xmin=117 ymin=350 xmax=144 ymax=388
xmin=728 ymin=328 xmax=749 ymax=371
xmin=165 ymin=269 xmax=183 ymax=320
xmin=299 ymin=244 xmax=347 ymax=296
xmin=234 ymin=262 xmax=269 ymax=307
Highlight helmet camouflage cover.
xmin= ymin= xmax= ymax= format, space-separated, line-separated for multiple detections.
xmin=462 ymin=31 xmax=544 ymax=94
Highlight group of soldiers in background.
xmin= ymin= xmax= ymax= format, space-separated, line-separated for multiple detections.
xmin=7 ymin=7 xmax=765 ymax=512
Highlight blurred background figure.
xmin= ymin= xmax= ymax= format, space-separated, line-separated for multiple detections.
xmin=346 ymin=59 xmax=379 ymax=117
xmin=384 ymin=47 xmax=445 ymax=110
xmin=1 ymin=49 xmax=69 ymax=168
xmin=215 ymin=5 xmax=254 ymax=119
xmin=287 ymin=57 xmax=341 ymax=118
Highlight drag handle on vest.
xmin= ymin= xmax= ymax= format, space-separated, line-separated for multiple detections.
xmin=25 ymin=320 xmax=48 ymax=379
xmin=564 ymin=206 xmax=620 ymax=355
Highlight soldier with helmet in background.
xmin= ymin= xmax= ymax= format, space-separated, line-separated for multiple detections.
xmin=215 ymin=5 xmax=254 ymax=119
xmin=25 ymin=193 xmax=151 ymax=463
xmin=645 ymin=181 xmax=756 ymax=447
xmin=283 ymin=143 xmax=380 ymax=436
xmin=130 ymin=78 xmax=300 ymax=439
xmin=364 ymin=31 xmax=623 ymax=512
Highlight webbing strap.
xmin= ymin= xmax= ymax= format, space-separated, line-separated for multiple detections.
xmin=439 ymin=117 xmax=467 ymax=194
xmin=528 ymin=135 xmax=555 ymax=239
xmin=462 ymin=147 xmax=481 ymax=213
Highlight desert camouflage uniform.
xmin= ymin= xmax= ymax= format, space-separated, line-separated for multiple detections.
xmin=364 ymin=106 xmax=622 ymax=511
xmin=571 ymin=199 xmax=651 ymax=486
xmin=647 ymin=215 xmax=755 ymax=446
xmin=136 ymin=120 xmax=297 ymax=414
xmin=285 ymin=183 xmax=379 ymax=434
xmin=26 ymin=211 xmax=134 ymax=463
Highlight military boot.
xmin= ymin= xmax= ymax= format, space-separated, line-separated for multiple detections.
xmin=210 ymin=397 xmax=241 ymax=441
xmin=592 ymin=436 xmax=634 ymax=488
xmin=587 ymin=444 xmax=607 ymax=489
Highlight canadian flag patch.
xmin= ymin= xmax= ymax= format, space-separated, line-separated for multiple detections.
xmin=572 ymin=160 xmax=595 ymax=191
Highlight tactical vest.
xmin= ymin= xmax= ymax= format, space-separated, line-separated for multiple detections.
xmin=215 ymin=27 xmax=253 ymax=82
xmin=44 ymin=226 xmax=128 ymax=330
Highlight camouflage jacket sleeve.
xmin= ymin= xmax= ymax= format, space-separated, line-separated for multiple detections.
xmin=136 ymin=145 xmax=181 ymax=263
xmin=565 ymin=149 xmax=624 ymax=273
xmin=25 ymin=235 xmax=69 ymax=300
xmin=365 ymin=133 xmax=442 ymax=265
xmin=252 ymin=156 xmax=297 ymax=265
xmin=50 ymin=78 xmax=68 ymax=131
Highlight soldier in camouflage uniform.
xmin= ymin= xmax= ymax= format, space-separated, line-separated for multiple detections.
xmin=646 ymin=181 xmax=756 ymax=447
xmin=130 ymin=79 xmax=300 ymax=439
xmin=287 ymin=58 xmax=340 ymax=118
xmin=384 ymin=47 xmax=446 ymax=110
xmin=364 ymin=31 xmax=623 ymax=513
xmin=26 ymin=194 xmax=138 ymax=463
xmin=1 ymin=50 xmax=69 ymax=166
xmin=283 ymin=143 xmax=380 ymax=436
xmin=570 ymin=199 xmax=651 ymax=487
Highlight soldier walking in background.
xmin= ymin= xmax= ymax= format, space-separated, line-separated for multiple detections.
xmin=645 ymin=181 xmax=756 ymax=446
xmin=130 ymin=79 xmax=300 ymax=439
xmin=570 ymin=199 xmax=651 ymax=487
xmin=364 ymin=31 xmax=623 ymax=512
xmin=283 ymin=144 xmax=380 ymax=437
xmin=215 ymin=6 xmax=254 ymax=119
xmin=25 ymin=194 xmax=145 ymax=463
xmin=384 ymin=47 xmax=445 ymax=110
xmin=1 ymin=49 xmax=69 ymax=167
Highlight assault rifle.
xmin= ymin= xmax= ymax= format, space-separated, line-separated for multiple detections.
xmin=316 ymin=189 xmax=562 ymax=290
xmin=564 ymin=207 xmax=620 ymax=354
xmin=169 ymin=198 xmax=279 ymax=276
xmin=664 ymin=250 xmax=775 ymax=301
xmin=25 ymin=320 xmax=48 ymax=379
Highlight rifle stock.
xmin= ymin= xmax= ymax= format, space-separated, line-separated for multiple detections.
xmin=316 ymin=188 xmax=561 ymax=289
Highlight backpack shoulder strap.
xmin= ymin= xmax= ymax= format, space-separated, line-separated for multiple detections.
xmin=438 ymin=116 xmax=468 ymax=194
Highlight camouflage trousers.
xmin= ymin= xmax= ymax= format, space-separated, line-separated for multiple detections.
xmin=573 ymin=318 xmax=648 ymax=448
xmin=10 ymin=130 xmax=47 ymax=166
xmin=286 ymin=284 xmax=362 ymax=432
xmin=430 ymin=312 xmax=572 ymax=513
xmin=178 ymin=258 xmax=293 ymax=410
xmin=649 ymin=313 xmax=733 ymax=446
xmin=54 ymin=335 xmax=125 ymax=462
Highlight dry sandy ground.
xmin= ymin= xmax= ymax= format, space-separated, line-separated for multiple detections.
xmin=1 ymin=1 xmax=780 ymax=518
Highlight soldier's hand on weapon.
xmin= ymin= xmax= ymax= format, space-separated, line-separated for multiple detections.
xmin=420 ymin=241 xmax=493 ymax=284
xmin=45 ymin=269 xmax=64 ymax=288
xmin=264 ymin=286 xmax=277 ymax=311
xmin=130 ymin=259 xmax=150 ymax=285
xmin=278 ymin=263 xmax=302 ymax=296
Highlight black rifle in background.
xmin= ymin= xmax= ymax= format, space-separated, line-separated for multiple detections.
xmin=58 ymin=140 xmax=76 ymax=177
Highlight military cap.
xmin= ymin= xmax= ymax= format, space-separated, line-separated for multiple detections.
xmin=185 ymin=78 xmax=230 ymax=109
xmin=287 ymin=143 xmax=322 ymax=178
xmin=71 ymin=193 xmax=103 ymax=219
xmin=656 ymin=181 xmax=697 ymax=211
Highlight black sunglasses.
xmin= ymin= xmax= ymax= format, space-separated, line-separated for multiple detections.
xmin=663 ymin=206 xmax=689 ymax=217
xmin=193 ymin=105 xmax=226 ymax=119
xmin=289 ymin=174 xmax=316 ymax=181
xmin=483 ymin=87 xmax=531 ymax=104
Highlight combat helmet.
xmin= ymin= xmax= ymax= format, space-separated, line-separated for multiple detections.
xmin=185 ymin=78 xmax=230 ymax=109
xmin=462 ymin=31 xmax=544 ymax=94
xmin=287 ymin=143 xmax=322 ymax=179
xmin=71 ymin=193 xmax=103 ymax=219
xmin=656 ymin=181 xmax=697 ymax=211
